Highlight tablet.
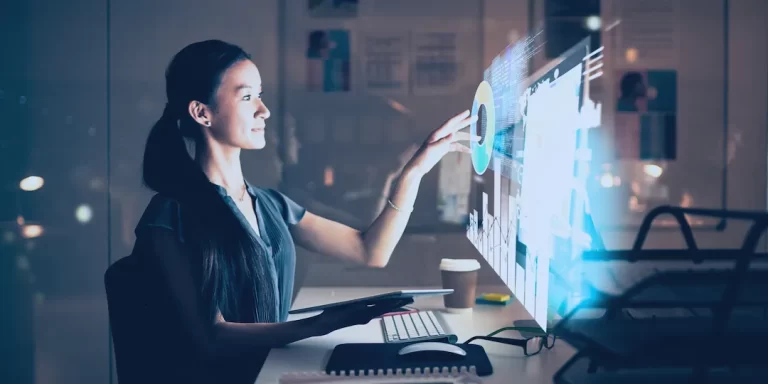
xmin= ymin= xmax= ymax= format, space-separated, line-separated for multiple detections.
xmin=288 ymin=289 xmax=454 ymax=314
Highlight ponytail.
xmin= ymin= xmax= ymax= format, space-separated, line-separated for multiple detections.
xmin=142 ymin=103 xmax=204 ymax=200
xmin=142 ymin=40 xmax=278 ymax=325
xmin=140 ymin=101 xmax=267 ymax=324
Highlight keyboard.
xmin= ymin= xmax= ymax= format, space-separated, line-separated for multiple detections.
xmin=380 ymin=310 xmax=454 ymax=343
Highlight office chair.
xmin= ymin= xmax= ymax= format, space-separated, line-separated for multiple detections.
xmin=105 ymin=253 xmax=202 ymax=384
xmin=105 ymin=254 xmax=148 ymax=383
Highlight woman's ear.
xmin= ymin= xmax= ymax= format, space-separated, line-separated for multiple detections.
xmin=187 ymin=100 xmax=212 ymax=127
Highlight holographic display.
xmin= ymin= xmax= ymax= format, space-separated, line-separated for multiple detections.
xmin=466 ymin=37 xmax=603 ymax=329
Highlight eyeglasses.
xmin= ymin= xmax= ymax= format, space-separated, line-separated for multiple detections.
xmin=464 ymin=327 xmax=557 ymax=356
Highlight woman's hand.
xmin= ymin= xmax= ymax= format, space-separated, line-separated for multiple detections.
xmin=404 ymin=110 xmax=479 ymax=178
xmin=309 ymin=298 xmax=414 ymax=337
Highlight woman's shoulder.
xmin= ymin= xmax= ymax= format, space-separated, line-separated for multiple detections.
xmin=135 ymin=193 xmax=186 ymax=240
xmin=251 ymin=186 xmax=307 ymax=226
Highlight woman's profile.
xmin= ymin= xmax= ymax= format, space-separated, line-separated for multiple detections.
xmin=134 ymin=39 xmax=476 ymax=382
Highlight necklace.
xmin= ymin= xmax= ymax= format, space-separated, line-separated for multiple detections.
xmin=227 ymin=184 xmax=247 ymax=202
xmin=237 ymin=184 xmax=247 ymax=202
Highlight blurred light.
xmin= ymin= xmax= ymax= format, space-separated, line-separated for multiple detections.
xmin=89 ymin=178 xmax=104 ymax=190
xmin=2 ymin=231 xmax=14 ymax=244
xmin=16 ymin=215 xmax=25 ymax=225
xmin=647 ymin=86 xmax=658 ymax=99
xmin=507 ymin=30 xmax=520 ymax=43
xmin=386 ymin=99 xmax=410 ymax=114
xmin=585 ymin=16 xmax=601 ymax=31
xmin=604 ymin=19 xmax=621 ymax=32
xmin=75 ymin=204 xmax=93 ymax=224
xmin=612 ymin=176 xmax=622 ymax=186
xmin=625 ymin=48 xmax=639 ymax=63
xmin=16 ymin=255 xmax=30 ymax=271
xmin=324 ymin=166 xmax=334 ymax=186
xmin=600 ymin=172 xmax=615 ymax=188
xmin=643 ymin=164 xmax=663 ymax=178
xmin=20 ymin=176 xmax=44 ymax=191
xmin=22 ymin=225 xmax=43 ymax=239
xmin=681 ymin=192 xmax=694 ymax=208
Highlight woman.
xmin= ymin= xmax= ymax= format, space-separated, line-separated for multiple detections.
xmin=135 ymin=39 xmax=475 ymax=382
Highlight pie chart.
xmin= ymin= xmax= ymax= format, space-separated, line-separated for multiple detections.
xmin=470 ymin=80 xmax=496 ymax=175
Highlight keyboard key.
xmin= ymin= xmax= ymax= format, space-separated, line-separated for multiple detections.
xmin=383 ymin=316 xmax=397 ymax=339
xmin=402 ymin=315 xmax=418 ymax=338
xmin=380 ymin=310 xmax=449 ymax=343
xmin=418 ymin=312 xmax=439 ymax=336
xmin=427 ymin=311 xmax=445 ymax=334
xmin=393 ymin=314 xmax=408 ymax=339
xmin=409 ymin=313 xmax=429 ymax=337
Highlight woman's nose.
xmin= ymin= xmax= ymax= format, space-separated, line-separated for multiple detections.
xmin=257 ymin=101 xmax=270 ymax=120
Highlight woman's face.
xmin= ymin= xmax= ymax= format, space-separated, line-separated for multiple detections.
xmin=201 ymin=59 xmax=271 ymax=150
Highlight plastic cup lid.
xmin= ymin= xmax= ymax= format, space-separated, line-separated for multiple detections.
xmin=439 ymin=258 xmax=481 ymax=272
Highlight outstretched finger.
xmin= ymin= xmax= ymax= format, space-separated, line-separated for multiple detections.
xmin=450 ymin=143 xmax=472 ymax=154
xmin=447 ymin=109 xmax=471 ymax=126
xmin=441 ymin=115 xmax=478 ymax=139
xmin=431 ymin=110 xmax=471 ymax=141
xmin=452 ymin=131 xmax=481 ymax=142
xmin=452 ymin=115 xmax=478 ymax=133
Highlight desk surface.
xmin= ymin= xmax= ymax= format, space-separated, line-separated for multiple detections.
xmin=256 ymin=286 xmax=577 ymax=383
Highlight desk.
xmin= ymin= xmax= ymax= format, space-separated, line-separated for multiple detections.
xmin=256 ymin=287 xmax=577 ymax=383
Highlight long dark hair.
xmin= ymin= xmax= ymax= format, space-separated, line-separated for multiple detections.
xmin=142 ymin=40 xmax=274 ymax=324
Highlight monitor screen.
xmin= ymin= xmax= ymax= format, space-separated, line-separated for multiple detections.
xmin=466 ymin=36 xmax=602 ymax=330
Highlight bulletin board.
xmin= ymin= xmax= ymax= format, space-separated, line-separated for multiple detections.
xmin=277 ymin=0 xmax=484 ymax=232
xmin=592 ymin=0 xmax=730 ymax=230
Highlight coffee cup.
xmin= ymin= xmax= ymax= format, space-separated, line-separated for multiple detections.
xmin=440 ymin=258 xmax=481 ymax=313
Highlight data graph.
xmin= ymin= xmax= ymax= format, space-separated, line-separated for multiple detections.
xmin=466 ymin=37 xmax=604 ymax=329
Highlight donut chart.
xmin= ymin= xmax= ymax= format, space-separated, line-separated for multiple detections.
xmin=470 ymin=80 xmax=496 ymax=175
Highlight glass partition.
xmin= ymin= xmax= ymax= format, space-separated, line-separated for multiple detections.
xmin=1 ymin=2 xmax=110 ymax=383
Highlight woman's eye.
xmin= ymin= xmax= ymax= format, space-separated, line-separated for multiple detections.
xmin=243 ymin=95 xmax=251 ymax=101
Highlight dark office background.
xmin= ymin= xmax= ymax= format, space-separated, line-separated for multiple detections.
xmin=1 ymin=0 xmax=766 ymax=383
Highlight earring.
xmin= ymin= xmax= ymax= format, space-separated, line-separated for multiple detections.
xmin=205 ymin=121 xmax=210 ymax=126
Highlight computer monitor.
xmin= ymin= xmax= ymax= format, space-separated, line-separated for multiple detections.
xmin=466 ymin=36 xmax=603 ymax=331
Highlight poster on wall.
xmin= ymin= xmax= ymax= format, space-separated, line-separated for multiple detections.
xmin=614 ymin=0 xmax=681 ymax=68
xmin=361 ymin=32 xmax=409 ymax=95
xmin=306 ymin=29 xmax=351 ymax=92
xmin=410 ymin=32 xmax=460 ymax=96
xmin=614 ymin=69 xmax=677 ymax=160
xmin=307 ymin=0 xmax=358 ymax=18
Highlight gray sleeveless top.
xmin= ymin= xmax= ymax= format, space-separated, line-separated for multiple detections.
xmin=134 ymin=181 xmax=306 ymax=323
